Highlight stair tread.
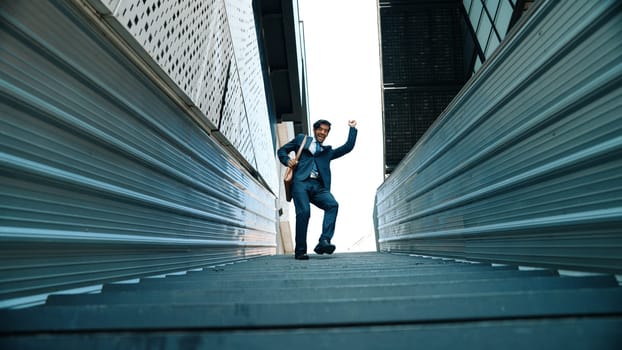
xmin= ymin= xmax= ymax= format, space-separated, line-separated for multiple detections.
xmin=101 ymin=269 xmax=557 ymax=292
xmin=2 ymin=317 xmax=620 ymax=350
xmin=4 ymin=287 xmax=622 ymax=332
xmin=45 ymin=274 xmax=618 ymax=305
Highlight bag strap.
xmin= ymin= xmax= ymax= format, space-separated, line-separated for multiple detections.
xmin=293 ymin=136 xmax=307 ymax=163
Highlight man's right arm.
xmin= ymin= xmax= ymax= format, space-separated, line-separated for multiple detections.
xmin=277 ymin=134 xmax=301 ymax=166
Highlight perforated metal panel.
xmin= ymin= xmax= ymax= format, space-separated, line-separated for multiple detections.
xmin=108 ymin=0 xmax=226 ymax=127
xmin=375 ymin=0 xmax=622 ymax=273
xmin=220 ymin=57 xmax=255 ymax=166
xmin=225 ymin=0 xmax=278 ymax=189
xmin=103 ymin=0 xmax=278 ymax=192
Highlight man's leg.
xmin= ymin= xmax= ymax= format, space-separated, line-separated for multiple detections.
xmin=310 ymin=185 xmax=339 ymax=243
xmin=292 ymin=182 xmax=311 ymax=255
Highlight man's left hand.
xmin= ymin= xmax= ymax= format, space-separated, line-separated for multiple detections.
xmin=348 ymin=120 xmax=357 ymax=128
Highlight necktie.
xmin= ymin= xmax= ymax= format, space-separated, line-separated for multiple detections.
xmin=311 ymin=141 xmax=320 ymax=178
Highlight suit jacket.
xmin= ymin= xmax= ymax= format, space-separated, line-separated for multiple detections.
xmin=278 ymin=127 xmax=357 ymax=191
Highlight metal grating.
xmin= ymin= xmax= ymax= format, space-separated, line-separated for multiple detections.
xmin=375 ymin=0 xmax=622 ymax=273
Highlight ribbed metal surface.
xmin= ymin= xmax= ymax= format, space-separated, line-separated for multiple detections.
xmin=0 ymin=0 xmax=276 ymax=303
xmin=375 ymin=0 xmax=622 ymax=273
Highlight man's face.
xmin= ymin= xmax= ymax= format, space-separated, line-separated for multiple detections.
xmin=314 ymin=124 xmax=330 ymax=143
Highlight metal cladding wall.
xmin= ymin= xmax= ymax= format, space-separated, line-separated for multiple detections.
xmin=0 ymin=0 xmax=277 ymax=304
xmin=375 ymin=0 xmax=622 ymax=274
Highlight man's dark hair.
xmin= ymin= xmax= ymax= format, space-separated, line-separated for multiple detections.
xmin=313 ymin=119 xmax=331 ymax=131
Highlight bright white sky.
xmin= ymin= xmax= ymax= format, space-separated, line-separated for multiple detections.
xmin=297 ymin=0 xmax=383 ymax=252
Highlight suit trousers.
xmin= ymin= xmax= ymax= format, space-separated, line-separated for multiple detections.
xmin=291 ymin=178 xmax=339 ymax=254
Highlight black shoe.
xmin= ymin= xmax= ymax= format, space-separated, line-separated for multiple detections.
xmin=294 ymin=253 xmax=309 ymax=260
xmin=314 ymin=240 xmax=336 ymax=255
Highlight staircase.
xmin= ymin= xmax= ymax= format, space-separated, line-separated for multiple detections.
xmin=1 ymin=252 xmax=621 ymax=348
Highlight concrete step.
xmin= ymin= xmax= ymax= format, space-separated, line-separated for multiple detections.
xmin=141 ymin=264 xmax=520 ymax=284
xmin=3 ymin=287 xmax=622 ymax=332
xmin=181 ymin=261 xmax=516 ymax=279
xmin=101 ymin=268 xmax=558 ymax=292
xmin=45 ymin=274 xmax=618 ymax=306
xmin=2 ymin=317 xmax=620 ymax=350
xmin=3 ymin=251 xmax=620 ymax=349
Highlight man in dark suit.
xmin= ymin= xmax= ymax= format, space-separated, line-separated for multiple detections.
xmin=278 ymin=119 xmax=358 ymax=260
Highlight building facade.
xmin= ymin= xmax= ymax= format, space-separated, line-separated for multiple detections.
xmin=379 ymin=0 xmax=531 ymax=175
